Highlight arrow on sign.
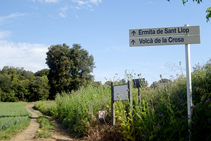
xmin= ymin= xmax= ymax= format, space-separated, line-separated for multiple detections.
xmin=131 ymin=31 xmax=136 ymax=36
xmin=131 ymin=40 xmax=136 ymax=45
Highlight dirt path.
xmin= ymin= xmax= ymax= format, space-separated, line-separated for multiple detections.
xmin=5 ymin=103 xmax=85 ymax=141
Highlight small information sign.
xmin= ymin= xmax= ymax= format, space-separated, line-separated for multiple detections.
xmin=113 ymin=84 xmax=128 ymax=101
xmin=99 ymin=111 xmax=105 ymax=119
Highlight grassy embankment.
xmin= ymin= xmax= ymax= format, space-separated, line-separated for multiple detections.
xmin=35 ymin=60 xmax=211 ymax=141
xmin=0 ymin=102 xmax=31 ymax=140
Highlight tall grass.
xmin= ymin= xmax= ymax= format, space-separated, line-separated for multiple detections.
xmin=35 ymin=60 xmax=211 ymax=140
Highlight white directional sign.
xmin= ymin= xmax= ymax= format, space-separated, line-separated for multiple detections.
xmin=129 ymin=25 xmax=200 ymax=47
xmin=129 ymin=26 xmax=200 ymax=38
xmin=130 ymin=35 xmax=200 ymax=47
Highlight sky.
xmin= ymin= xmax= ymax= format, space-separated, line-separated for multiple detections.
xmin=0 ymin=0 xmax=210 ymax=86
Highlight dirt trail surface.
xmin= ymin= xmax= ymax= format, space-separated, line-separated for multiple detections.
xmin=4 ymin=103 xmax=85 ymax=141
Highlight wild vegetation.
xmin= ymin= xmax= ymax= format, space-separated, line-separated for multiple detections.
xmin=35 ymin=116 xmax=55 ymax=138
xmin=34 ymin=59 xmax=211 ymax=140
xmin=1 ymin=42 xmax=211 ymax=140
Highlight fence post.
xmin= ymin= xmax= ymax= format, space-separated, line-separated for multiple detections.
xmin=138 ymin=87 xmax=141 ymax=104
xmin=128 ymin=81 xmax=132 ymax=112
xmin=111 ymin=82 xmax=115 ymax=126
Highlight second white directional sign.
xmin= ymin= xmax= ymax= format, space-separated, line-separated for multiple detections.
xmin=129 ymin=25 xmax=200 ymax=47
xmin=130 ymin=35 xmax=200 ymax=47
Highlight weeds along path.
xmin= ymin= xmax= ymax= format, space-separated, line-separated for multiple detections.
xmin=6 ymin=103 xmax=85 ymax=141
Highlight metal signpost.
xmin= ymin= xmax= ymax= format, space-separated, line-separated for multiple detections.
xmin=129 ymin=24 xmax=200 ymax=140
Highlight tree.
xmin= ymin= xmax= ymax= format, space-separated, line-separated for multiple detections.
xmin=104 ymin=80 xmax=112 ymax=86
xmin=119 ymin=79 xmax=126 ymax=84
xmin=0 ymin=74 xmax=17 ymax=101
xmin=0 ymin=66 xmax=50 ymax=102
xmin=92 ymin=81 xmax=102 ymax=88
xmin=30 ymin=76 xmax=50 ymax=101
xmin=0 ymin=74 xmax=12 ymax=93
xmin=150 ymin=78 xmax=171 ymax=88
xmin=159 ymin=78 xmax=171 ymax=83
xmin=168 ymin=0 xmax=211 ymax=22
xmin=46 ymin=43 xmax=95 ymax=98
xmin=35 ymin=69 xmax=49 ymax=77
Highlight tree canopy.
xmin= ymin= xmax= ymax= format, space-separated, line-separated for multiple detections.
xmin=0 ymin=66 xmax=50 ymax=102
xmin=168 ymin=0 xmax=211 ymax=22
xmin=46 ymin=43 xmax=95 ymax=98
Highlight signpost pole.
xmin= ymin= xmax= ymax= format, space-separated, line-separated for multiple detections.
xmin=185 ymin=24 xmax=193 ymax=140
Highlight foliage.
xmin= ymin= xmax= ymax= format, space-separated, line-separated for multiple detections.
xmin=35 ymin=82 xmax=111 ymax=137
xmin=92 ymin=81 xmax=103 ymax=88
xmin=34 ymin=69 xmax=49 ymax=77
xmin=34 ymin=101 xmax=57 ymax=116
xmin=46 ymin=43 xmax=95 ymax=99
xmin=206 ymin=7 xmax=211 ymax=22
xmin=0 ymin=66 xmax=50 ymax=102
xmin=150 ymin=78 xmax=171 ymax=88
xmin=34 ymin=59 xmax=211 ymax=140
xmin=0 ymin=117 xmax=30 ymax=140
xmin=133 ymin=78 xmax=148 ymax=88
xmin=35 ymin=116 xmax=54 ymax=138
xmin=167 ymin=0 xmax=211 ymax=22
xmin=104 ymin=80 xmax=112 ymax=87
xmin=29 ymin=76 xmax=50 ymax=101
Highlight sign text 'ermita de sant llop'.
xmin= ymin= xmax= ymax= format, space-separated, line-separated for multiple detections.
xmin=129 ymin=26 xmax=200 ymax=47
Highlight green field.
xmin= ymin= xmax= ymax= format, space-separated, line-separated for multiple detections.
xmin=0 ymin=102 xmax=30 ymax=140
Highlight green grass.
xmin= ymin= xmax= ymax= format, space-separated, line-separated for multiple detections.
xmin=0 ymin=116 xmax=29 ymax=131
xmin=35 ymin=116 xmax=54 ymax=138
xmin=34 ymin=60 xmax=211 ymax=140
xmin=34 ymin=101 xmax=57 ymax=116
xmin=0 ymin=102 xmax=31 ymax=140
xmin=0 ymin=114 xmax=31 ymax=140
xmin=0 ymin=102 xmax=29 ymax=117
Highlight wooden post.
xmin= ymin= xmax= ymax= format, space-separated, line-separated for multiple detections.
xmin=138 ymin=87 xmax=141 ymax=104
xmin=111 ymin=82 xmax=115 ymax=126
xmin=128 ymin=81 xmax=132 ymax=112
